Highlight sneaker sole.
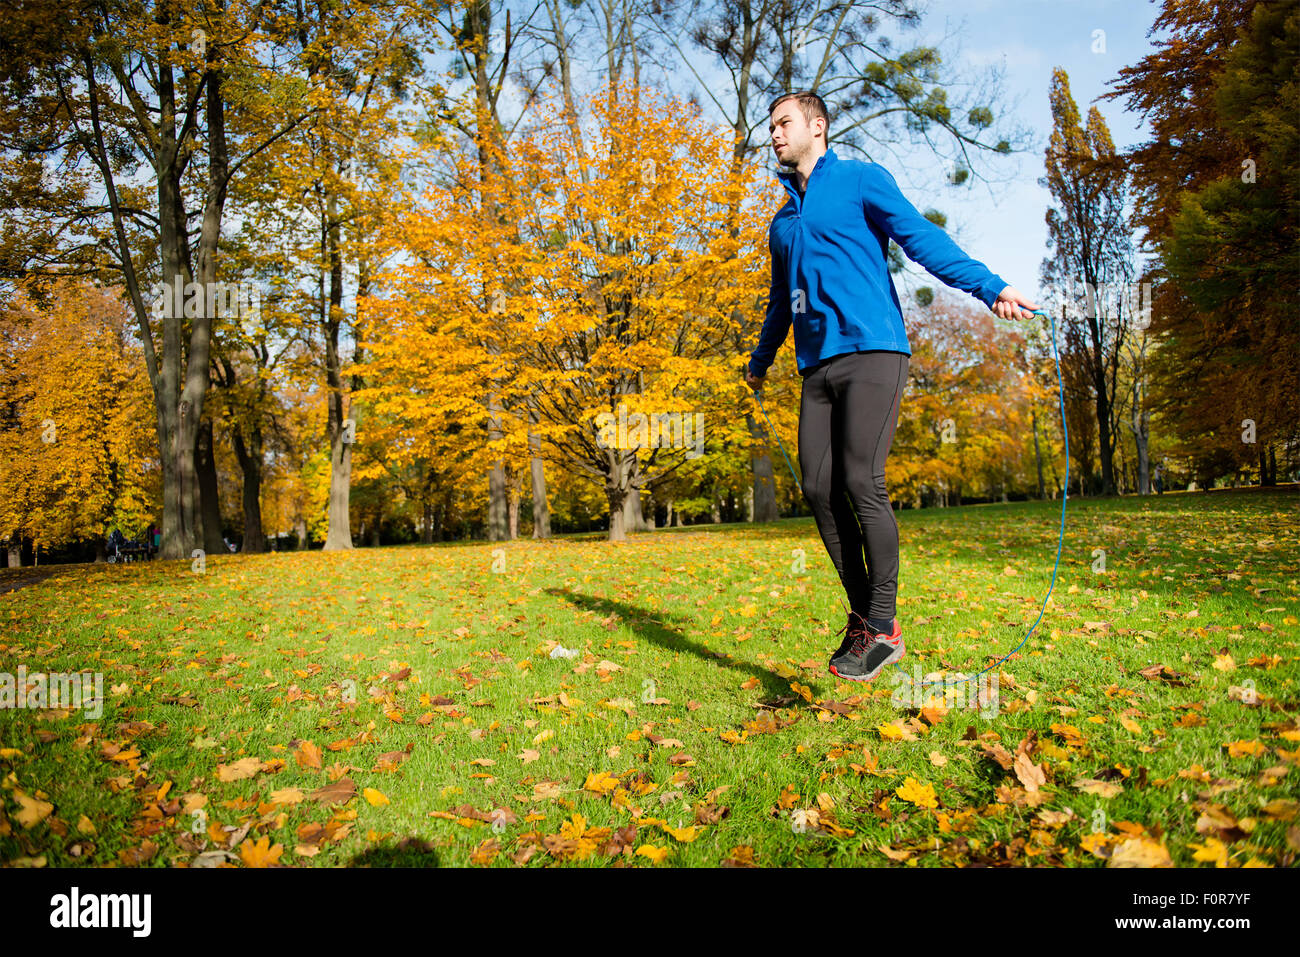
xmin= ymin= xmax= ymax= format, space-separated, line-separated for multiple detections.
xmin=828 ymin=640 xmax=905 ymax=682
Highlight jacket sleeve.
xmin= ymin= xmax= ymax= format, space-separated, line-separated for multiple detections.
xmin=859 ymin=163 xmax=1008 ymax=308
xmin=748 ymin=231 xmax=793 ymax=378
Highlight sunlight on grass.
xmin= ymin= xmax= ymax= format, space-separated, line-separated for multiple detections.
xmin=1 ymin=490 xmax=1296 ymax=867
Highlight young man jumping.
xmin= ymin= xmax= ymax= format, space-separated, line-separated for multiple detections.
xmin=745 ymin=91 xmax=1040 ymax=683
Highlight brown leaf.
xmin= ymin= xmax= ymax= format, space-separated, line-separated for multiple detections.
xmin=1014 ymin=752 xmax=1046 ymax=792
xmin=216 ymin=757 xmax=262 ymax=782
xmin=309 ymin=776 xmax=357 ymax=805
xmin=981 ymin=743 xmax=1014 ymax=771
xmin=294 ymin=740 xmax=323 ymax=770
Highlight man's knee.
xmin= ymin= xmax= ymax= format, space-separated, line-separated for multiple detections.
xmin=801 ymin=479 xmax=834 ymax=514
xmin=844 ymin=471 xmax=887 ymax=508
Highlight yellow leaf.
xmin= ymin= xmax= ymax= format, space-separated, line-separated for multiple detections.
xmin=583 ymin=771 xmax=620 ymax=795
xmin=635 ymin=844 xmax=670 ymax=863
xmin=1225 ymin=740 xmax=1268 ymax=758
xmin=12 ymin=791 xmax=53 ymax=829
xmin=363 ymin=788 xmax=390 ymax=807
xmin=238 ymin=836 xmax=283 ymax=868
xmin=1189 ymin=837 xmax=1229 ymax=867
xmin=894 ymin=776 xmax=938 ymax=809
xmin=1108 ymin=837 xmax=1172 ymax=868
xmin=660 ymin=823 xmax=699 ymax=842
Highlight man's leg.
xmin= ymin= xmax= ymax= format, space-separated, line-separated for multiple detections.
xmin=798 ymin=360 xmax=872 ymax=616
xmin=834 ymin=351 xmax=908 ymax=627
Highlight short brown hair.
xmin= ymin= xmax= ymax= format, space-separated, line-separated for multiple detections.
xmin=768 ymin=91 xmax=830 ymax=141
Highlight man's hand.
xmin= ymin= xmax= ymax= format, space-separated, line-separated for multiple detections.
xmin=992 ymin=286 xmax=1042 ymax=321
xmin=745 ymin=367 xmax=765 ymax=392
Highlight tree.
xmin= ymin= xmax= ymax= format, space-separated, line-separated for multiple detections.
xmin=891 ymin=294 xmax=1051 ymax=507
xmin=1040 ymin=68 xmax=1138 ymax=496
xmin=0 ymin=281 xmax=157 ymax=563
xmin=0 ymin=1 xmax=312 ymax=558
xmin=1105 ymin=0 xmax=1299 ymax=485
xmin=364 ymin=81 xmax=766 ymax=541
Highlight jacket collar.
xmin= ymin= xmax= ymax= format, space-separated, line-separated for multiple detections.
xmin=777 ymin=147 xmax=837 ymax=200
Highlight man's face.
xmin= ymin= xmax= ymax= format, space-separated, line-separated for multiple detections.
xmin=769 ymin=101 xmax=822 ymax=167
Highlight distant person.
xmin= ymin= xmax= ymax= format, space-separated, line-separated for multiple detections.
xmin=1153 ymin=464 xmax=1164 ymax=496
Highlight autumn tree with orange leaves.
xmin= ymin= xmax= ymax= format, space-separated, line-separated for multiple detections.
xmin=0 ymin=282 xmax=158 ymax=562
xmin=362 ymin=82 xmax=778 ymax=541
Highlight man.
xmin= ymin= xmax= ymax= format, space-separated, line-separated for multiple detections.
xmin=745 ymin=91 xmax=1040 ymax=682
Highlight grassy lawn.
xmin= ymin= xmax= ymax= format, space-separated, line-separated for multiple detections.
xmin=2 ymin=488 xmax=1297 ymax=868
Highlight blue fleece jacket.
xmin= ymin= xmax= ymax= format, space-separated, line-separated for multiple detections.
xmin=748 ymin=148 xmax=1008 ymax=378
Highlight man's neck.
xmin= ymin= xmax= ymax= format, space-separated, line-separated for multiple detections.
xmin=791 ymin=143 xmax=828 ymax=192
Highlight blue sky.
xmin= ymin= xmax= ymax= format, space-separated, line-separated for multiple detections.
xmin=889 ymin=0 xmax=1162 ymax=298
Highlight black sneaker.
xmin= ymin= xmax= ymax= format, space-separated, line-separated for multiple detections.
xmin=829 ymin=619 xmax=904 ymax=682
xmin=829 ymin=611 xmax=869 ymax=668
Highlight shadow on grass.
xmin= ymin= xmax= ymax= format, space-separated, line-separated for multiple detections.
xmin=544 ymin=587 xmax=810 ymax=702
xmin=348 ymin=837 xmax=441 ymax=867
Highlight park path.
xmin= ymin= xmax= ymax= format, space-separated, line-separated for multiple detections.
xmin=0 ymin=567 xmax=61 ymax=596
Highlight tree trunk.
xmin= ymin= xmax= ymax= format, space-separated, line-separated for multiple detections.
xmin=487 ymin=459 xmax=508 ymax=541
xmin=196 ymin=418 xmax=225 ymax=554
xmin=321 ymin=169 xmax=364 ymax=550
xmin=231 ymin=423 xmax=267 ymax=553
xmin=607 ymin=485 xmax=628 ymax=542
xmin=295 ymin=516 xmax=308 ymax=550
xmin=324 ymin=423 xmax=353 ymax=549
xmin=605 ymin=450 xmax=631 ymax=542
xmin=622 ymin=454 xmax=648 ymax=533
xmin=508 ymin=483 xmax=519 ymax=539
xmin=1032 ymin=407 xmax=1046 ymax=500
xmin=529 ymin=413 xmax=551 ymax=539
xmin=1135 ymin=410 xmax=1150 ymax=495
xmin=747 ymin=413 xmax=778 ymax=522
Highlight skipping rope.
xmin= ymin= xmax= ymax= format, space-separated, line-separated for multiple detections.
xmin=751 ymin=307 xmax=1068 ymax=688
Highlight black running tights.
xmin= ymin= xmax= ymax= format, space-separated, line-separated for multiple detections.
xmin=797 ymin=350 xmax=908 ymax=622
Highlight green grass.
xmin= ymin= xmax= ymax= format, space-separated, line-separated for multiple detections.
xmin=2 ymin=488 xmax=1297 ymax=867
